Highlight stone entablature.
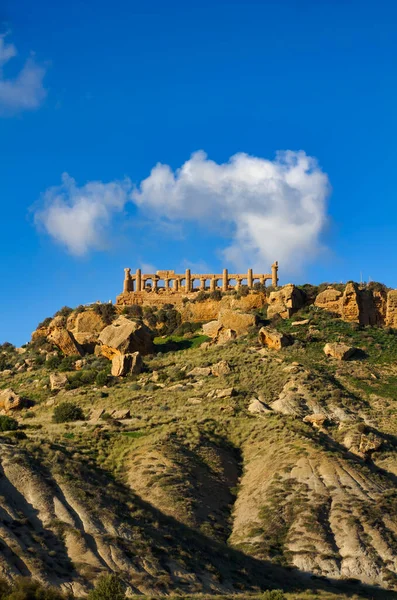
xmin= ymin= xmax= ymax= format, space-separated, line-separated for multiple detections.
xmin=119 ymin=263 xmax=279 ymax=297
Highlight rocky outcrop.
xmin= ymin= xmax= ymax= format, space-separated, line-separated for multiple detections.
xmin=47 ymin=316 xmax=83 ymax=357
xmin=258 ymin=327 xmax=292 ymax=351
xmin=267 ymin=284 xmax=305 ymax=319
xmin=218 ymin=309 xmax=257 ymax=335
xmin=111 ymin=352 xmax=143 ymax=377
xmin=0 ymin=389 xmax=25 ymax=412
xmin=323 ymin=342 xmax=356 ymax=361
xmin=386 ymin=290 xmax=397 ymax=327
xmin=98 ymin=316 xmax=154 ymax=359
xmin=314 ymin=287 xmax=343 ymax=313
xmin=211 ymin=360 xmax=231 ymax=377
xmin=50 ymin=372 xmax=68 ymax=391
xmin=68 ymin=310 xmax=108 ymax=352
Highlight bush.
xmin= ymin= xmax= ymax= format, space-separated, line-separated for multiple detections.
xmin=53 ymin=402 xmax=84 ymax=423
xmin=261 ymin=592 xmax=286 ymax=600
xmin=87 ymin=574 xmax=126 ymax=600
xmin=36 ymin=316 xmax=52 ymax=329
xmin=46 ymin=355 xmax=62 ymax=370
xmin=195 ymin=291 xmax=209 ymax=302
xmin=0 ymin=576 xmax=70 ymax=599
xmin=54 ymin=306 xmax=73 ymax=318
xmin=174 ymin=321 xmax=202 ymax=336
xmin=122 ymin=305 xmax=143 ymax=319
xmin=96 ymin=370 xmax=109 ymax=386
xmin=0 ymin=416 xmax=18 ymax=432
xmin=92 ymin=303 xmax=116 ymax=325
xmin=209 ymin=290 xmax=222 ymax=301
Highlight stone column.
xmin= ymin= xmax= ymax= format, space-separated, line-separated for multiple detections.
xmin=200 ymin=278 xmax=206 ymax=291
xmin=185 ymin=269 xmax=191 ymax=293
xmin=123 ymin=268 xmax=132 ymax=292
xmin=260 ymin=275 xmax=265 ymax=286
xmin=222 ymin=269 xmax=229 ymax=292
xmin=164 ymin=278 xmax=169 ymax=291
xmin=173 ymin=279 xmax=179 ymax=291
xmin=247 ymin=268 xmax=253 ymax=289
xmin=272 ymin=261 xmax=279 ymax=287
xmin=153 ymin=277 xmax=158 ymax=291
xmin=136 ymin=268 xmax=142 ymax=292
xmin=236 ymin=278 xmax=241 ymax=290
xmin=210 ymin=278 xmax=216 ymax=292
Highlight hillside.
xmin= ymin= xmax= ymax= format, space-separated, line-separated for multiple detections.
xmin=1 ymin=282 xmax=397 ymax=599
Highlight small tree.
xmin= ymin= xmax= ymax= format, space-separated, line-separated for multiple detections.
xmin=53 ymin=402 xmax=84 ymax=423
xmin=0 ymin=416 xmax=18 ymax=432
xmin=87 ymin=574 xmax=126 ymax=600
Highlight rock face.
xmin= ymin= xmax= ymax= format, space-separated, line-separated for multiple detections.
xmin=248 ymin=398 xmax=270 ymax=414
xmin=211 ymin=360 xmax=231 ymax=377
xmin=50 ymin=372 xmax=68 ymax=391
xmin=111 ymin=352 xmax=143 ymax=377
xmin=258 ymin=327 xmax=292 ymax=351
xmin=0 ymin=389 xmax=24 ymax=412
xmin=69 ymin=310 xmax=107 ymax=352
xmin=323 ymin=342 xmax=356 ymax=361
xmin=217 ymin=309 xmax=257 ymax=335
xmin=47 ymin=316 xmax=83 ymax=357
xmin=314 ymin=287 xmax=343 ymax=313
xmin=267 ymin=284 xmax=305 ymax=319
xmin=98 ymin=316 xmax=154 ymax=359
xmin=386 ymin=290 xmax=397 ymax=327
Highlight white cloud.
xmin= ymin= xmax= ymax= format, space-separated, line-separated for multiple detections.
xmin=132 ymin=150 xmax=330 ymax=272
xmin=34 ymin=173 xmax=132 ymax=255
xmin=0 ymin=33 xmax=47 ymax=114
xmin=34 ymin=150 xmax=330 ymax=272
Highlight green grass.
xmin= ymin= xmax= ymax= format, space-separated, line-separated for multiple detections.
xmin=154 ymin=334 xmax=210 ymax=352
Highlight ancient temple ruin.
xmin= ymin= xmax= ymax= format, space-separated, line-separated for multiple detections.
xmin=116 ymin=263 xmax=278 ymax=306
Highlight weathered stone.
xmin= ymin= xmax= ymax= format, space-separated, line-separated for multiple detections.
xmin=303 ymin=413 xmax=328 ymax=430
xmin=267 ymin=284 xmax=305 ymax=319
xmin=341 ymin=282 xmax=361 ymax=323
xmin=291 ymin=319 xmax=310 ymax=327
xmin=248 ymin=398 xmax=270 ymax=414
xmin=90 ymin=408 xmax=105 ymax=422
xmin=99 ymin=316 xmax=154 ymax=359
xmin=31 ymin=326 xmax=50 ymax=343
xmin=1 ymin=370 xmax=12 ymax=377
xmin=218 ymin=309 xmax=257 ymax=335
xmin=258 ymin=327 xmax=292 ymax=351
xmin=314 ymin=287 xmax=343 ymax=314
xmin=188 ymin=366 xmax=212 ymax=377
xmin=208 ymin=387 xmax=235 ymax=399
xmin=111 ymin=409 xmax=131 ymax=420
xmin=111 ymin=352 xmax=143 ymax=377
xmin=0 ymin=389 xmax=25 ymax=412
xmin=359 ymin=433 xmax=383 ymax=455
xmin=386 ymin=290 xmax=397 ymax=328
xmin=202 ymin=321 xmax=223 ymax=338
xmin=323 ymin=343 xmax=356 ymax=361
xmin=50 ymin=372 xmax=68 ymax=391
xmin=211 ymin=360 xmax=231 ymax=377
xmin=187 ymin=397 xmax=202 ymax=405
xmin=47 ymin=318 xmax=83 ymax=357
xmin=215 ymin=328 xmax=237 ymax=345
xmin=74 ymin=359 xmax=86 ymax=371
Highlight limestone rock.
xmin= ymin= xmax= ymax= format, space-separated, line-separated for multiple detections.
xmin=111 ymin=409 xmax=131 ymax=420
xmin=31 ymin=326 xmax=49 ymax=342
xmin=386 ymin=289 xmax=397 ymax=328
xmin=90 ymin=408 xmax=105 ymax=422
xmin=258 ymin=327 xmax=292 ymax=351
xmin=47 ymin=319 xmax=83 ymax=357
xmin=314 ymin=287 xmax=343 ymax=314
xmin=0 ymin=389 xmax=25 ymax=412
xmin=267 ymin=284 xmax=305 ymax=319
xmin=74 ymin=359 xmax=86 ymax=370
xmin=359 ymin=433 xmax=383 ymax=455
xmin=188 ymin=366 xmax=212 ymax=377
xmin=248 ymin=398 xmax=270 ymax=414
xmin=291 ymin=319 xmax=310 ymax=327
xmin=208 ymin=387 xmax=235 ymax=399
xmin=99 ymin=316 xmax=154 ymax=359
xmin=323 ymin=343 xmax=356 ymax=361
xmin=215 ymin=328 xmax=237 ymax=345
xmin=111 ymin=352 xmax=143 ymax=377
xmin=303 ymin=413 xmax=328 ymax=430
xmin=202 ymin=321 xmax=222 ymax=338
xmin=341 ymin=282 xmax=361 ymax=323
xmin=50 ymin=372 xmax=68 ymax=391
xmin=218 ymin=309 xmax=257 ymax=335
xmin=187 ymin=397 xmax=202 ymax=405
xmin=211 ymin=360 xmax=231 ymax=377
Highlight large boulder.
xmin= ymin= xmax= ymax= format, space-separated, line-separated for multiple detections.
xmin=218 ymin=309 xmax=257 ymax=335
xmin=211 ymin=360 xmax=231 ymax=377
xmin=258 ymin=327 xmax=292 ymax=351
xmin=50 ymin=372 xmax=68 ymax=391
xmin=111 ymin=352 xmax=143 ymax=377
xmin=99 ymin=316 xmax=154 ymax=359
xmin=267 ymin=284 xmax=305 ymax=319
xmin=314 ymin=287 xmax=343 ymax=314
xmin=202 ymin=320 xmax=223 ymax=338
xmin=386 ymin=290 xmax=397 ymax=328
xmin=47 ymin=318 xmax=83 ymax=357
xmin=68 ymin=310 xmax=108 ymax=353
xmin=0 ymin=389 xmax=25 ymax=412
xmin=323 ymin=342 xmax=356 ymax=361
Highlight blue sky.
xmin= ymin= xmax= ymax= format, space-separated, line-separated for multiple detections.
xmin=1 ymin=0 xmax=397 ymax=345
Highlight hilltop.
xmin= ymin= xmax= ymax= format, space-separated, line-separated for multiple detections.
xmin=1 ymin=281 xmax=397 ymax=599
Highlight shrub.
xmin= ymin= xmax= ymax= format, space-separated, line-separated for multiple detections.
xmin=0 ymin=576 xmax=69 ymax=599
xmin=53 ymin=402 xmax=84 ymax=423
xmin=36 ymin=316 xmax=52 ymax=329
xmin=195 ymin=291 xmax=209 ymax=302
xmin=54 ymin=306 xmax=73 ymax=318
xmin=58 ymin=356 xmax=80 ymax=372
xmin=261 ymin=590 xmax=286 ymax=599
xmin=96 ymin=370 xmax=109 ymax=386
xmin=209 ymin=290 xmax=222 ymax=301
xmin=122 ymin=305 xmax=143 ymax=319
xmin=92 ymin=303 xmax=116 ymax=325
xmin=87 ymin=574 xmax=126 ymax=600
xmin=0 ymin=416 xmax=18 ymax=432
xmin=0 ymin=342 xmax=15 ymax=352
xmin=174 ymin=321 xmax=202 ymax=336
xmin=46 ymin=355 xmax=62 ymax=370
